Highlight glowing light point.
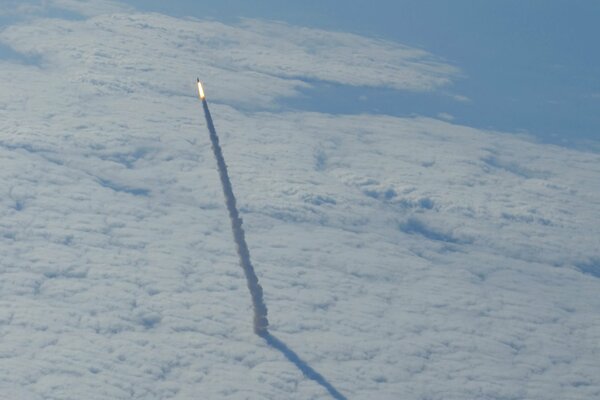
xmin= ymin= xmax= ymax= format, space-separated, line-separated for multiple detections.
xmin=197 ymin=80 xmax=205 ymax=99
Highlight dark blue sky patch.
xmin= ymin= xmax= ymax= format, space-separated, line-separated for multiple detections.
xmin=481 ymin=156 xmax=552 ymax=179
xmin=97 ymin=178 xmax=150 ymax=197
xmin=399 ymin=217 xmax=472 ymax=244
xmin=282 ymin=79 xmax=599 ymax=151
xmin=0 ymin=42 xmax=42 ymax=66
xmin=575 ymin=259 xmax=600 ymax=278
xmin=122 ymin=0 xmax=600 ymax=151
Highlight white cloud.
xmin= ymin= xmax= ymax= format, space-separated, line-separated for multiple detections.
xmin=1 ymin=11 xmax=458 ymax=110
xmin=0 ymin=6 xmax=599 ymax=400
xmin=450 ymin=93 xmax=471 ymax=102
xmin=437 ymin=112 xmax=454 ymax=121
xmin=234 ymin=18 xmax=459 ymax=92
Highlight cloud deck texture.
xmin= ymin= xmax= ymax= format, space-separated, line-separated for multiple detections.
xmin=0 ymin=5 xmax=599 ymax=400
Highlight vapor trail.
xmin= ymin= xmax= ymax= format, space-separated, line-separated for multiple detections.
xmin=201 ymin=96 xmax=269 ymax=334
xmin=199 ymin=81 xmax=346 ymax=399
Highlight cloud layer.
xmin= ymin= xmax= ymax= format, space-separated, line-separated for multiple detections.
xmin=0 ymin=5 xmax=598 ymax=400
xmin=1 ymin=9 xmax=458 ymax=109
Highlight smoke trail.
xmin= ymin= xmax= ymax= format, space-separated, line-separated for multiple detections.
xmin=202 ymin=98 xmax=269 ymax=334
xmin=200 ymin=93 xmax=346 ymax=399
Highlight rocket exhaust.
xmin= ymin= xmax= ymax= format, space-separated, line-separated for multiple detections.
xmin=197 ymin=80 xmax=346 ymax=399
xmin=197 ymin=78 xmax=205 ymax=100
xmin=198 ymin=80 xmax=269 ymax=334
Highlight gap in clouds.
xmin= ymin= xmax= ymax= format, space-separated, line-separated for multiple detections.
xmin=1 ymin=3 xmax=598 ymax=399
xmin=280 ymin=79 xmax=600 ymax=153
xmin=576 ymin=258 xmax=600 ymax=279
xmin=118 ymin=0 xmax=600 ymax=152
xmin=0 ymin=42 xmax=42 ymax=65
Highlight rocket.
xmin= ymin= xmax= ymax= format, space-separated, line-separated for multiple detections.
xmin=197 ymin=78 xmax=205 ymax=100
xmin=196 ymin=77 xmax=270 ymax=335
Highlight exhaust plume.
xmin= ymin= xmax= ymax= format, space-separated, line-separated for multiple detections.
xmin=198 ymin=81 xmax=346 ymax=399
xmin=200 ymin=86 xmax=268 ymax=334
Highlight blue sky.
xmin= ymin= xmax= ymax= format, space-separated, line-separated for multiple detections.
xmin=1 ymin=1 xmax=597 ymax=148
xmin=119 ymin=0 xmax=600 ymax=150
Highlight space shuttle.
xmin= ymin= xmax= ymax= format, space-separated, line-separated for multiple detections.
xmin=196 ymin=78 xmax=205 ymax=100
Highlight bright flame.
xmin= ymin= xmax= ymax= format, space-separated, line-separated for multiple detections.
xmin=197 ymin=81 xmax=205 ymax=99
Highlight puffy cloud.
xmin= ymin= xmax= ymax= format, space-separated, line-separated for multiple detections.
xmin=1 ymin=11 xmax=458 ymax=109
xmin=0 ymin=5 xmax=599 ymax=400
